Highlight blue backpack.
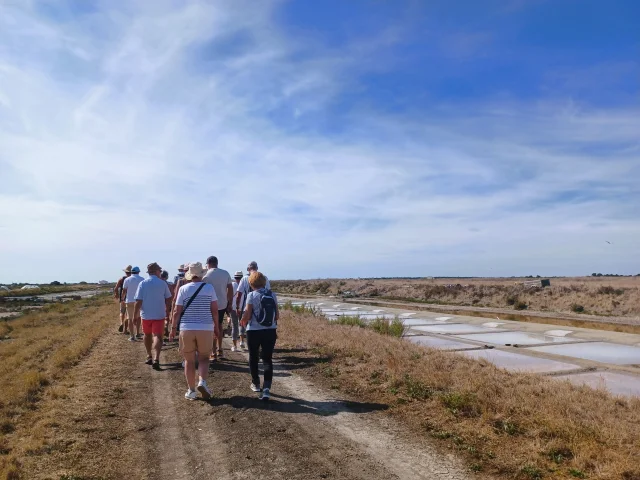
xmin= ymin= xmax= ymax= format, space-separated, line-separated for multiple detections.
xmin=254 ymin=289 xmax=277 ymax=327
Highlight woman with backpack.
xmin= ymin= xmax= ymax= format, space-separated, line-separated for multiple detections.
xmin=239 ymin=271 xmax=279 ymax=401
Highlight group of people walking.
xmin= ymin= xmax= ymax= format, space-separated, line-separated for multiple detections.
xmin=113 ymin=259 xmax=279 ymax=401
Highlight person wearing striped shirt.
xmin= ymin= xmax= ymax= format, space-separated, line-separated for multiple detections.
xmin=170 ymin=262 xmax=219 ymax=400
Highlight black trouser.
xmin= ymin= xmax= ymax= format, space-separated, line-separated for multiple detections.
xmin=246 ymin=329 xmax=277 ymax=389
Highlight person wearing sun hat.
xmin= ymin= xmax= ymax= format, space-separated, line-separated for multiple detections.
xmin=123 ymin=266 xmax=145 ymax=341
xmin=114 ymin=265 xmax=132 ymax=333
xmin=134 ymin=262 xmax=173 ymax=369
xmin=170 ymin=262 xmax=219 ymax=400
xmin=173 ymin=264 xmax=186 ymax=285
xmin=170 ymin=262 xmax=191 ymax=338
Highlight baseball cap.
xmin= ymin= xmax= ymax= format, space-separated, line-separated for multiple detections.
xmin=132 ymin=266 xmax=140 ymax=274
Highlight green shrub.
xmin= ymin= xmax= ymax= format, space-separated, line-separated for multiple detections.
xmin=404 ymin=375 xmax=437 ymax=400
xmin=571 ymin=304 xmax=585 ymax=313
xmin=281 ymin=301 xmax=318 ymax=315
xmin=369 ymin=317 xmax=404 ymax=337
xmin=441 ymin=392 xmax=480 ymax=417
xmin=521 ymin=465 xmax=543 ymax=479
xmin=330 ymin=316 xmax=367 ymax=328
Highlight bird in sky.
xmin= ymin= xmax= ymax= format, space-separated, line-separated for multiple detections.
xmin=605 ymin=241 xmax=612 ymax=244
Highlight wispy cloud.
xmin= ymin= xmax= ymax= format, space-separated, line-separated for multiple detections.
xmin=0 ymin=0 xmax=638 ymax=283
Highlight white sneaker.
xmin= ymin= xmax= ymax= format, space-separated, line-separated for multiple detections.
xmin=128 ymin=336 xmax=136 ymax=342
xmin=260 ymin=388 xmax=270 ymax=401
xmin=197 ymin=380 xmax=212 ymax=399
xmin=250 ymin=383 xmax=261 ymax=393
xmin=184 ymin=389 xmax=197 ymax=401
xmin=231 ymin=346 xmax=237 ymax=352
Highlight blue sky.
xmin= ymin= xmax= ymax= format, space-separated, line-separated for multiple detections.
xmin=0 ymin=0 xmax=639 ymax=283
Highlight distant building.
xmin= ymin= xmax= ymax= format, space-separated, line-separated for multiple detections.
xmin=20 ymin=285 xmax=39 ymax=290
xmin=98 ymin=280 xmax=109 ymax=285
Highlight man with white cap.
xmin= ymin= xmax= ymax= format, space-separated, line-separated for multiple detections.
xmin=114 ymin=265 xmax=132 ymax=333
xmin=134 ymin=262 xmax=172 ymax=369
xmin=170 ymin=262 xmax=219 ymax=400
xmin=235 ymin=261 xmax=270 ymax=320
xmin=123 ymin=266 xmax=144 ymax=341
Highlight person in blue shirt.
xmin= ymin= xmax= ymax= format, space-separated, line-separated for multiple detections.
xmin=134 ymin=262 xmax=172 ymax=369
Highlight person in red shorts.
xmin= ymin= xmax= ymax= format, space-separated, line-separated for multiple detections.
xmin=134 ymin=262 xmax=172 ymax=369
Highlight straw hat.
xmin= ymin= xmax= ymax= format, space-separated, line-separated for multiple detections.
xmin=185 ymin=262 xmax=206 ymax=281
xmin=147 ymin=262 xmax=162 ymax=273
xmin=123 ymin=265 xmax=132 ymax=273
xmin=233 ymin=270 xmax=243 ymax=278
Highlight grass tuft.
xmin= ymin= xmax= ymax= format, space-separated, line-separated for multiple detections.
xmin=369 ymin=317 xmax=405 ymax=337
xmin=520 ymin=465 xmax=543 ymax=479
xmin=441 ymin=392 xmax=480 ymax=417
xmin=329 ymin=315 xmax=367 ymax=328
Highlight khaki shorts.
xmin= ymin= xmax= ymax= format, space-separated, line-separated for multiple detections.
xmin=179 ymin=330 xmax=214 ymax=356
xmin=126 ymin=302 xmax=137 ymax=321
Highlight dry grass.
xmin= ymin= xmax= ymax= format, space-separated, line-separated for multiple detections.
xmin=278 ymin=310 xmax=640 ymax=479
xmin=0 ymin=295 xmax=114 ymax=479
xmin=273 ymin=277 xmax=640 ymax=318
xmin=0 ymin=284 xmax=102 ymax=298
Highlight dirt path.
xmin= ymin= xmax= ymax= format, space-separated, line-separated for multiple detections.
xmin=21 ymin=328 xmax=476 ymax=480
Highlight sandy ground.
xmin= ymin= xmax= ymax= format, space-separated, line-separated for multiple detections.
xmin=20 ymin=328 xmax=478 ymax=480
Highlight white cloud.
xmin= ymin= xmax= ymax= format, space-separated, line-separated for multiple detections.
xmin=0 ymin=0 xmax=638 ymax=283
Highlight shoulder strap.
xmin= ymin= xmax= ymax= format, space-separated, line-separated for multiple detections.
xmin=180 ymin=283 xmax=207 ymax=319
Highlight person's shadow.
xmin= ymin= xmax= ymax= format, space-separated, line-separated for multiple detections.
xmin=203 ymin=391 xmax=388 ymax=416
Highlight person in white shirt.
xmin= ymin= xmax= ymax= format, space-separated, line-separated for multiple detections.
xmin=170 ymin=263 xmax=219 ymax=400
xmin=235 ymin=261 xmax=270 ymax=319
xmin=231 ymin=271 xmax=246 ymax=351
xmin=122 ymin=266 xmax=145 ymax=341
xmin=202 ymin=256 xmax=233 ymax=360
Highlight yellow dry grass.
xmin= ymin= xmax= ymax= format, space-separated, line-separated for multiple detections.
xmin=0 ymin=295 xmax=114 ymax=479
xmin=278 ymin=309 xmax=640 ymax=479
